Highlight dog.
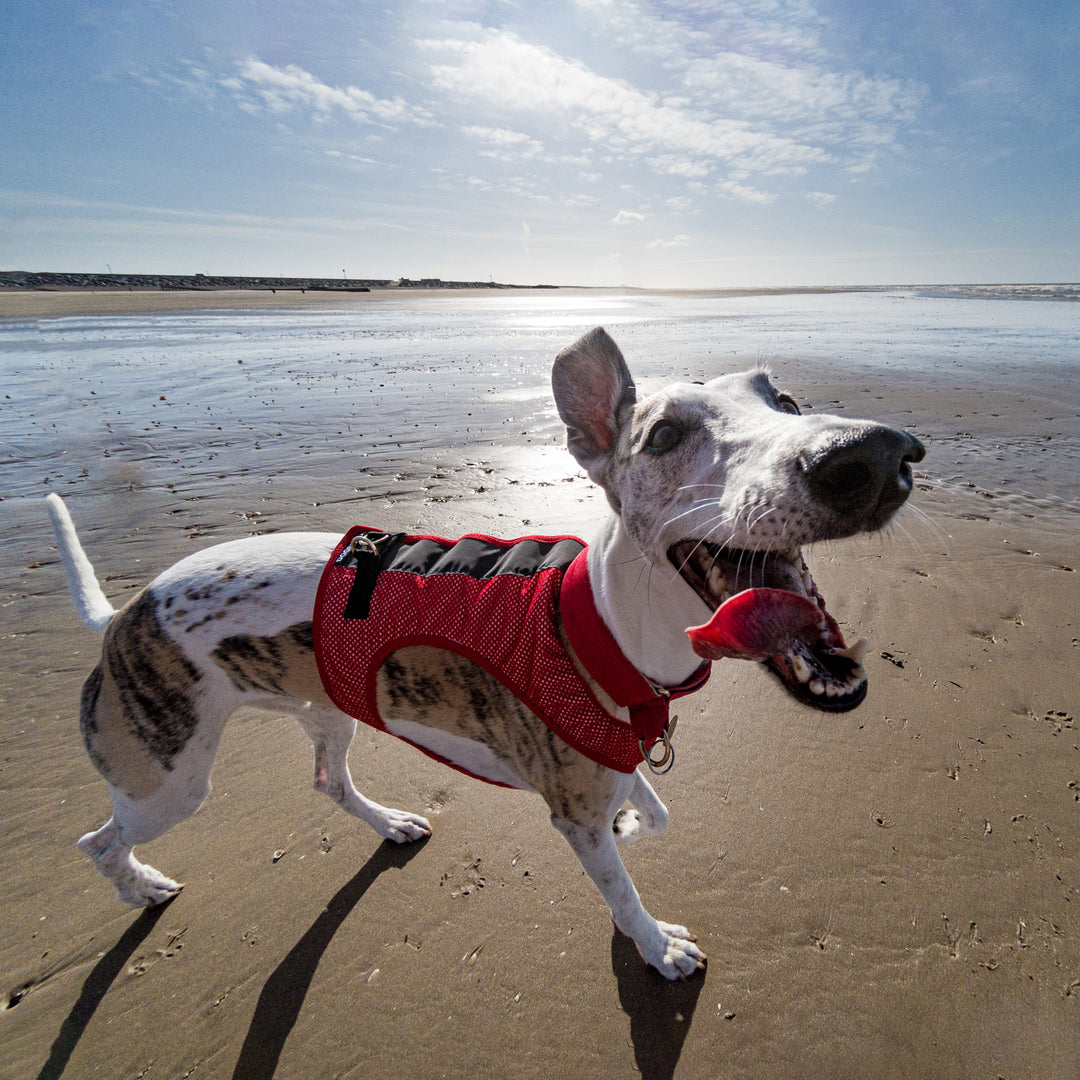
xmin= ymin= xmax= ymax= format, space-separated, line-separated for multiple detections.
xmin=46 ymin=326 xmax=924 ymax=980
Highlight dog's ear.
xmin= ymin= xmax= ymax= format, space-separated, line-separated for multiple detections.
xmin=552 ymin=327 xmax=637 ymax=485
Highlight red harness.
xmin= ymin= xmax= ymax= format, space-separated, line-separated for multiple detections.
xmin=313 ymin=527 xmax=710 ymax=779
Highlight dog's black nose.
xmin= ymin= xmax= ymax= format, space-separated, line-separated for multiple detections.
xmin=800 ymin=426 xmax=925 ymax=523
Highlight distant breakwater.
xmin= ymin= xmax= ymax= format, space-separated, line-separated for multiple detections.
xmin=0 ymin=271 xmax=558 ymax=292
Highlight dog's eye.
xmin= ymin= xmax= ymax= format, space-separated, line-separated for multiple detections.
xmin=776 ymin=392 xmax=800 ymax=416
xmin=644 ymin=420 xmax=683 ymax=454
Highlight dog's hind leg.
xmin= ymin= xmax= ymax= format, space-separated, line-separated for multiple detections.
xmin=77 ymin=763 xmax=214 ymax=906
xmin=612 ymin=769 xmax=669 ymax=845
xmin=78 ymin=816 xmax=183 ymax=907
xmin=296 ymin=707 xmax=432 ymax=843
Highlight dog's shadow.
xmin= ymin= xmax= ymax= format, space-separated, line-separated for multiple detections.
xmin=611 ymin=930 xmax=706 ymax=1080
xmin=231 ymin=837 xmax=426 ymax=1080
xmin=37 ymin=904 xmax=170 ymax=1080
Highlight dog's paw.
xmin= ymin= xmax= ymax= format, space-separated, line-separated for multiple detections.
xmin=612 ymin=803 xmax=666 ymax=845
xmin=614 ymin=808 xmax=662 ymax=844
xmin=650 ymin=921 xmax=706 ymax=980
xmin=612 ymin=808 xmax=642 ymax=843
xmin=117 ymin=864 xmax=184 ymax=908
xmin=378 ymin=809 xmax=432 ymax=844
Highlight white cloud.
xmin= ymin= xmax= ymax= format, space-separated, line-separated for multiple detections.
xmin=420 ymin=29 xmax=825 ymax=178
xmin=717 ymin=179 xmax=777 ymax=205
xmin=805 ymin=191 xmax=837 ymax=208
xmin=223 ymin=58 xmax=435 ymax=128
xmin=648 ymin=156 xmax=712 ymax=178
xmin=156 ymin=9 xmax=925 ymax=217
xmin=646 ymin=234 xmax=691 ymax=249
xmin=573 ymin=0 xmax=830 ymax=66
xmin=464 ymin=125 xmax=537 ymax=147
xmin=566 ymin=2 xmax=926 ymax=179
xmin=613 ymin=209 xmax=646 ymax=224
xmin=324 ymin=149 xmax=382 ymax=165
xmin=681 ymin=50 xmax=925 ymax=167
xmin=463 ymin=125 xmax=544 ymax=160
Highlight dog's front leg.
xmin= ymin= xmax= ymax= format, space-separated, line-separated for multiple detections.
xmin=552 ymin=815 xmax=705 ymax=979
xmin=297 ymin=707 xmax=432 ymax=843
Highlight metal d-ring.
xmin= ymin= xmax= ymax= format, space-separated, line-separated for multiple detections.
xmin=350 ymin=532 xmax=388 ymax=559
xmin=641 ymin=727 xmax=675 ymax=775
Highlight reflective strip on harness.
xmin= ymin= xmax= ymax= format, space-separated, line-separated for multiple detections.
xmin=313 ymin=527 xmax=648 ymax=776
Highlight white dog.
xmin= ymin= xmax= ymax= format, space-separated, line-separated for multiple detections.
xmin=47 ymin=327 xmax=923 ymax=979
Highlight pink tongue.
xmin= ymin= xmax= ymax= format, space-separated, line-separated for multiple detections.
xmin=687 ymin=587 xmax=841 ymax=661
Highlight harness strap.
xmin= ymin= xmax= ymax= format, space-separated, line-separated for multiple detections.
xmin=342 ymin=531 xmax=404 ymax=619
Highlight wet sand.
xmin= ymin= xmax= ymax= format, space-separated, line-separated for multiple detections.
xmin=1 ymin=291 xmax=1078 ymax=1079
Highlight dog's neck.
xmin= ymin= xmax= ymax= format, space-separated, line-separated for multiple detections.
xmin=586 ymin=516 xmax=708 ymax=689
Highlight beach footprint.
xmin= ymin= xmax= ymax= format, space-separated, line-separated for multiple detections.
xmin=1042 ymin=710 xmax=1074 ymax=733
xmin=126 ymin=925 xmax=187 ymax=976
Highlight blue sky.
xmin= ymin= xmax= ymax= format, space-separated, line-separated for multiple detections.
xmin=2 ymin=0 xmax=1077 ymax=287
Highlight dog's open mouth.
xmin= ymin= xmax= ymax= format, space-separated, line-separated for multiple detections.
xmin=670 ymin=540 xmax=869 ymax=711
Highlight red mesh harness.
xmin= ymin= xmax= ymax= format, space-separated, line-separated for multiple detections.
xmin=313 ymin=527 xmax=710 ymax=779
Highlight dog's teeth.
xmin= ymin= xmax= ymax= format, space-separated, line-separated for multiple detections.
xmin=809 ymin=677 xmax=826 ymax=696
xmin=838 ymin=665 xmax=868 ymax=694
xmin=707 ymin=565 xmax=728 ymax=600
xmin=834 ymin=636 xmax=869 ymax=665
xmin=800 ymin=565 xmax=814 ymax=592
xmin=825 ymin=681 xmax=840 ymax=697
xmin=791 ymin=654 xmax=813 ymax=684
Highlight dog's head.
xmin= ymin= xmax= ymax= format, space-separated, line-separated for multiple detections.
xmin=552 ymin=326 xmax=925 ymax=712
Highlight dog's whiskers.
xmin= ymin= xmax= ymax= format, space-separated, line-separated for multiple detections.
xmin=661 ymin=499 xmax=728 ymax=531
xmin=899 ymin=503 xmax=950 ymax=552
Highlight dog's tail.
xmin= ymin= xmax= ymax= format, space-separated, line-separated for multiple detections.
xmin=45 ymin=493 xmax=118 ymax=632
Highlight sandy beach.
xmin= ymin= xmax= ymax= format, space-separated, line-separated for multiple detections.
xmin=1 ymin=289 xmax=1078 ymax=1079
xmin=0 ymin=286 xmax=566 ymax=321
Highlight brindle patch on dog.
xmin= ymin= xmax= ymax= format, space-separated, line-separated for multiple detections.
xmin=375 ymin=645 xmax=621 ymax=823
xmin=81 ymin=589 xmax=203 ymax=799
xmin=210 ymin=622 xmax=331 ymax=706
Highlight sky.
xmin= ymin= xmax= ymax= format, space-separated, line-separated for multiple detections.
xmin=2 ymin=0 xmax=1078 ymax=288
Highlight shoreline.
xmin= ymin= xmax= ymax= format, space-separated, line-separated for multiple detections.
xmin=0 ymin=283 xmax=879 ymax=321
xmin=4 ymin=279 xmax=1078 ymax=322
